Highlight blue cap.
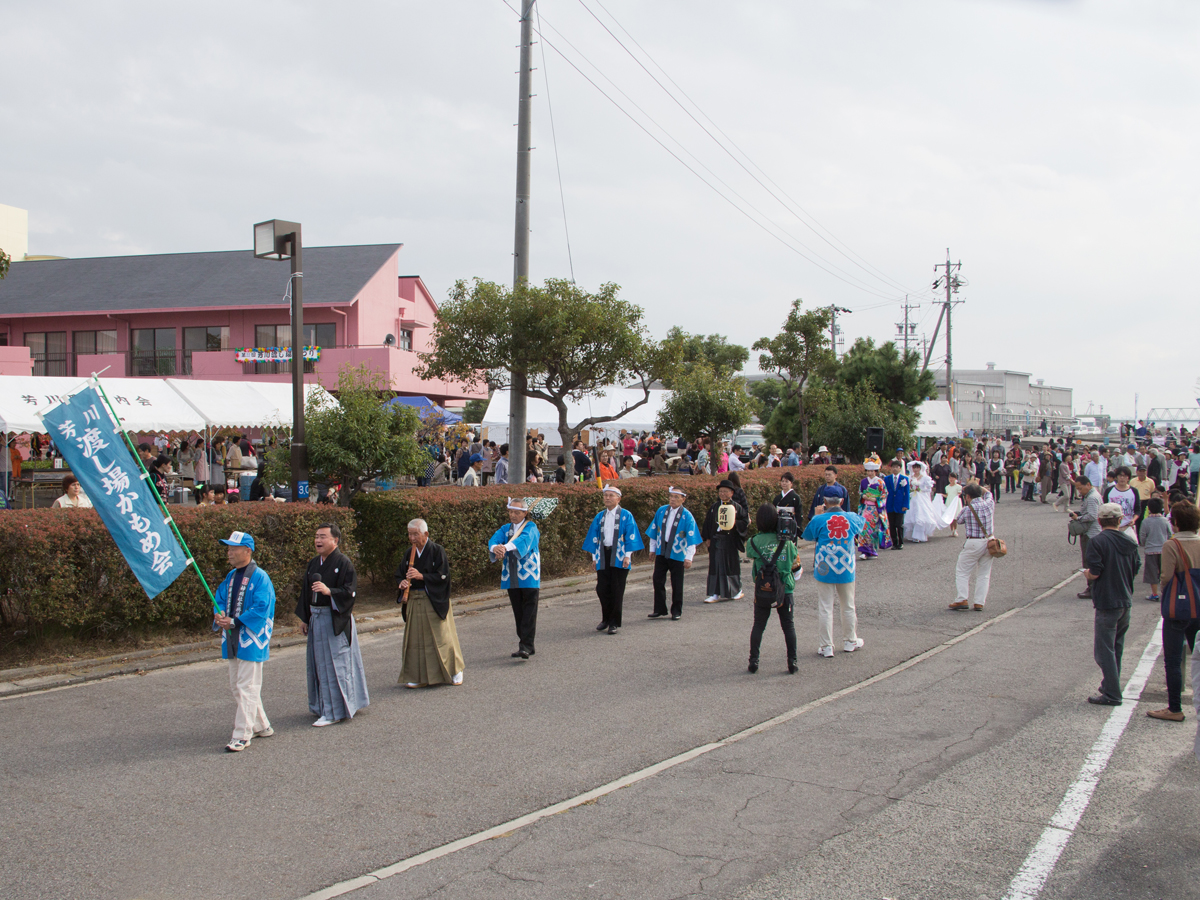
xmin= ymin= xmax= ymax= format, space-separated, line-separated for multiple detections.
xmin=469 ymin=453 xmax=484 ymax=463
xmin=219 ymin=531 xmax=255 ymax=550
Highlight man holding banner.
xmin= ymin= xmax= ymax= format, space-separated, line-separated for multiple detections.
xmin=213 ymin=531 xmax=277 ymax=752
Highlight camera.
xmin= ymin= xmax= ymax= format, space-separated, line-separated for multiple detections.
xmin=776 ymin=508 xmax=798 ymax=541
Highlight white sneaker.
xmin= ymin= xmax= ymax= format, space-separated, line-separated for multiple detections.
xmin=451 ymin=671 xmax=464 ymax=685
xmin=732 ymin=591 xmax=745 ymax=600
xmin=818 ymin=645 xmax=833 ymax=658
xmin=704 ymin=595 xmax=720 ymax=603
xmin=253 ymin=726 xmax=274 ymax=738
xmin=843 ymin=638 xmax=864 ymax=653
xmin=312 ymin=716 xmax=335 ymax=727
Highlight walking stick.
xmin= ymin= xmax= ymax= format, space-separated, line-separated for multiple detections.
xmin=398 ymin=544 xmax=416 ymax=622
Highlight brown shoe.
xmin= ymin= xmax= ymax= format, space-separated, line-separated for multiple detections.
xmin=1146 ymin=708 xmax=1185 ymax=722
xmin=948 ymin=601 xmax=969 ymax=611
xmin=972 ymin=604 xmax=984 ymax=611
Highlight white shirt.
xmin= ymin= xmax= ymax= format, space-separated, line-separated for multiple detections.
xmin=602 ymin=506 xmax=620 ymax=547
xmin=727 ymin=453 xmax=746 ymax=471
xmin=53 ymin=492 xmax=93 ymax=508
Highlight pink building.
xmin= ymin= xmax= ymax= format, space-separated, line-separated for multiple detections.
xmin=0 ymin=243 xmax=482 ymax=406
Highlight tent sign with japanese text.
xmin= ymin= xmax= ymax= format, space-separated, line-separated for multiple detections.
xmin=42 ymin=387 xmax=188 ymax=599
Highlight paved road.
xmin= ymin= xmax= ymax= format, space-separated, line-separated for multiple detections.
xmin=2 ymin=499 xmax=1194 ymax=900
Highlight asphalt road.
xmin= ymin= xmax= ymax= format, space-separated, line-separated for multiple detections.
xmin=2 ymin=497 xmax=1195 ymax=900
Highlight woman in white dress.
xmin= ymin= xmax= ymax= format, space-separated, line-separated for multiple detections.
xmin=905 ymin=461 xmax=939 ymax=543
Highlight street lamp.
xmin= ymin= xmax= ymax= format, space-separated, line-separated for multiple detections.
xmin=253 ymin=219 xmax=308 ymax=502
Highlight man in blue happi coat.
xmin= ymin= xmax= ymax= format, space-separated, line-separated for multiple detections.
xmin=583 ymin=484 xmax=644 ymax=634
xmin=489 ymin=497 xmax=542 ymax=659
xmin=644 ymin=485 xmax=701 ymax=620
xmin=883 ymin=459 xmax=911 ymax=550
xmin=213 ymin=530 xmax=277 ymax=753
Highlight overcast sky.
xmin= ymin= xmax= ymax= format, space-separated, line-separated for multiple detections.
xmin=3 ymin=0 xmax=1197 ymax=419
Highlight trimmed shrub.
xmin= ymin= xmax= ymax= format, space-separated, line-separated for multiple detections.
xmin=353 ymin=466 xmax=864 ymax=592
xmin=0 ymin=505 xmax=356 ymax=637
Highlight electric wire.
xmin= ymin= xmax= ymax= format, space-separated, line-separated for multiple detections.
xmin=584 ymin=0 xmax=922 ymax=296
xmin=537 ymin=4 xmax=577 ymax=283
xmin=499 ymin=0 xmax=907 ymax=302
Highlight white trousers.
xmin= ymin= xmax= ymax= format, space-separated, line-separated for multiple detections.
xmin=229 ymin=657 xmax=270 ymax=741
xmin=955 ymin=538 xmax=994 ymax=606
xmin=816 ymin=581 xmax=858 ymax=650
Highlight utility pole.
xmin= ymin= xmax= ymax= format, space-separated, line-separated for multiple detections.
xmin=931 ymin=249 xmax=963 ymax=417
xmin=508 ymin=0 xmax=535 ymax=483
xmin=895 ymin=296 xmax=919 ymax=355
xmin=829 ymin=305 xmax=852 ymax=358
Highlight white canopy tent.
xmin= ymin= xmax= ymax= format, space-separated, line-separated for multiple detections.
xmin=246 ymin=382 xmax=340 ymax=427
xmin=0 ymin=376 xmax=208 ymax=434
xmin=165 ymin=379 xmax=285 ymax=430
xmin=482 ymin=387 xmax=670 ymax=446
xmin=914 ymin=399 xmax=959 ymax=439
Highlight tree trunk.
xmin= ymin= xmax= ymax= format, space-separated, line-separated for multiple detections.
xmin=558 ymin=404 xmax=575 ymax=482
xmin=798 ymin=393 xmax=809 ymax=452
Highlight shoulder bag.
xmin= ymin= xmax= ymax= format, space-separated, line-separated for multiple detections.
xmin=968 ymin=503 xmax=1007 ymax=558
xmin=1162 ymin=538 xmax=1200 ymax=620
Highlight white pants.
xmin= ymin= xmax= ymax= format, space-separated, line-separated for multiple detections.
xmin=229 ymin=657 xmax=270 ymax=741
xmin=955 ymin=538 xmax=994 ymax=606
xmin=816 ymin=581 xmax=858 ymax=650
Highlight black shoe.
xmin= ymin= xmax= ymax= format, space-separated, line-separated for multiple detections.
xmin=747 ymin=659 xmax=759 ymax=673
xmin=788 ymin=660 xmax=799 ymax=674
xmin=670 ymin=614 xmax=681 ymax=620
xmin=511 ymin=651 xmax=523 ymax=658
xmin=596 ymin=621 xmax=609 ymax=631
xmin=648 ymin=612 xmax=667 ymax=618
xmin=518 ymin=649 xmax=530 ymax=660
xmin=607 ymin=625 xmax=618 ymax=635
xmin=1087 ymin=694 xmax=1122 ymax=706
xmin=1077 ymin=591 xmax=1092 ymax=600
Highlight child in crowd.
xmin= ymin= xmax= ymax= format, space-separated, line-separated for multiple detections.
xmin=945 ymin=473 xmax=962 ymax=537
xmin=1138 ymin=497 xmax=1172 ymax=602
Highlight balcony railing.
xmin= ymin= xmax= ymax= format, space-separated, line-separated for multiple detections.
xmin=24 ymin=345 xmax=416 ymax=377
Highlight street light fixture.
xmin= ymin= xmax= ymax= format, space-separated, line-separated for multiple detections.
xmin=253 ymin=219 xmax=308 ymax=502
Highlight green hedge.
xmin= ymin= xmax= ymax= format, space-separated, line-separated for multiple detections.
xmin=352 ymin=466 xmax=864 ymax=592
xmin=0 ymin=505 xmax=356 ymax=637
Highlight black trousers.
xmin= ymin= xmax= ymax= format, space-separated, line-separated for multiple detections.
xmin=1162 ymin=617 xmax=1200 ymax=712
xmin=508 ymin=587 xmax=539 ymax=653
xmin=749 ymin=594 xmax=797 ymax=663
xmin=652 ymin=555 xmax=686 ymax=617
xmin=888 ymin=511 xmax=905 ymax=548
xmin=596 ymin=561 xmax=630 ymax=627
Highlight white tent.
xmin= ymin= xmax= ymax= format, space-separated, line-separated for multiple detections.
xmin=914 ymin=399 xmax=959 ymax=438
xmin=0 ymin=375 xmax=207 ymax=434
xmin=246 ymin=382 xmax=340 ymax=427
xmin=165 ymin=379 xmax=285 ymax=430
xmin=482 ymin=387 xmax=669 ymax=445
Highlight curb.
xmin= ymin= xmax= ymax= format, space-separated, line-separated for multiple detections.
xmin=0 ymin=569 xmax=654 ymax=698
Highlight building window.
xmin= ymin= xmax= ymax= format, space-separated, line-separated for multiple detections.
xmin=398 ymin=329 xmax=413 ymax=351
xmin=250 ymin=323 xmax=332 ymax=374
xmin=0 ymin=333 xmax=8 ymax=346
xmin=182 ymin=326 xmax=229 ymax=374
xmin=71 ymin=330 xmax=118 ymax=376
xmin=131 ymin=328 xmax=177 ymax=376
xmin=25 ymin=331 xmax=68 ymax=377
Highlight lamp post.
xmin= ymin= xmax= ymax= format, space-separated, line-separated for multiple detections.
xmin=254 ymin=219 xmax=309 ymax=501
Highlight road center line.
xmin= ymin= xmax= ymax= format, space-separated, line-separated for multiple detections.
xmin=300 ymin=571 xmax=1083 ymax=900
xmin=1003 ymin=621 xmax=1163 ymax=900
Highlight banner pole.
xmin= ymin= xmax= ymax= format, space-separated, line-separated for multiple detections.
xmin=90 ymin=376 xmax=220 ymax=615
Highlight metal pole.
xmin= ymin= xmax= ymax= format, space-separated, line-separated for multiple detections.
xmin=945 ymin=248 xmax=954 ymax=419
xmin=508 ymin=0 xmax=534 ymax=483
xmin=290 ymin=228 xmax=309 ymax=501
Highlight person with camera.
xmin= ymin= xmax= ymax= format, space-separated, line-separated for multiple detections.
xmin=771 ymin=472 xmax=803 ymax=536
xmin=746 ymin=503 xmax=803 ymax=674
xmin=296 ymin=523 xmax=369 ymax=726
xmin=948 ymin=483 xmax=997 ymax=611
xmin=644 ymin=486 xmax=702 ymax=620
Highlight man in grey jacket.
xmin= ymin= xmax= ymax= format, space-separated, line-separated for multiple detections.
xmin=1083 ymin=502 xmax=1141 ymax=706
xmin=1071 ymin=476 xmax=1103 ymax=599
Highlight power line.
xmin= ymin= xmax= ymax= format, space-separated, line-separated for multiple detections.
xmin=536 ymin=4 xmax=576 ymax=283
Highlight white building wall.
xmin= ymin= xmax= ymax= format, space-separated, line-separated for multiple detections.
xmin=0 ymin=205 xmax=28 ymax=262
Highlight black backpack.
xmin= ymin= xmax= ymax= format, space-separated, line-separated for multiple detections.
xmin=753 ymin=536 xmax=788 ymax=608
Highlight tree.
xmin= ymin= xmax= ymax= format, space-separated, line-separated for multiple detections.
xmin=656 ymin=364 xmax=758 ymax=474
xmin=266 ymin=363 xmax=426 ymax=506
xmin=659 ymin=327 xmax=748 ymax=388
xmin=837 ymin=337 xmax=936 ymax=413
xmin=748 ymin=377 xmax=785 ymax=425
xmin=462 ymin=397 xmax=489 ymax=423
xmin=417 ymin=278 xmax=676 ymax=480
xmin=805 ymin=381 xmax=917 ymax=462
xmin=752 ymin=300 xmax=836 ymax=451
xmin=0 ymin=248 xmax=10 ymax=280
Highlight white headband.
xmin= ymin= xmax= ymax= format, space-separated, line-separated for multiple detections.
xmin=668 ymin=485 xmax=687 ymax=497
xmin=602 ymin=485 xmax=622 ymax=496
xmin=506 ymin=497 xmax=528 ymax=511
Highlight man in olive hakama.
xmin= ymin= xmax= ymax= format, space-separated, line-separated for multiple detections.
xmin=396 ymin=518 xmax=465 ymax=687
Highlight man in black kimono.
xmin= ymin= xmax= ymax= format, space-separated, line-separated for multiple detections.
xmin=395 ymin=518 xmax=464 ymax=686
xmin=295 ymin=522 xmax=369 ymax=725
xmin=702 ymin=479 xmax=748 ymax=603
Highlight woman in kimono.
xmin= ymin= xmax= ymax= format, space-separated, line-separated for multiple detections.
xmin=857 ymin=457 xmax=891 ymax=559
xmin=396 ymin=519 xmax=465 ymax=687
xmin=904 ymin=461 xmax=939 ymax=543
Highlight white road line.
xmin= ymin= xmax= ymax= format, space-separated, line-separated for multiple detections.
xmin=1003 ymin=621 xmax=1163 ymax=900
xmin=298 ymin=571 xmax=1083 ymax=900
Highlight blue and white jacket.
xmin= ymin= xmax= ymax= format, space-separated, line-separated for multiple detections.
xmin=644 ymin=505 xmax=701 ymax=562
xmin=215 ymin=564 xmax=276 ymax=662
xmin=488 ymin=521 xmax=541 ymax=589
xmin=802 ymin=510 xmax=866 ymax=585
xmin=583 ymin=507 xmax=644 ymax=569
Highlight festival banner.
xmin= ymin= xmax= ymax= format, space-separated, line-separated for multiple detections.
xmin=233 ymin=346 xmax=321 ymax=363
xmin=42 ymin=386 xmax=189 ymax=599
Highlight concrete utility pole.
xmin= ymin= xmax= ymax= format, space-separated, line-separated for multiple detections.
xmin=896 ymin=296 xmax=919 ymax=355
xmin=829 ymin=305 xmax=852 ymax=358
xmin=932 ymin=249 xmax=963 ymax=417
xmin=508 ymin=0 xmax=535 ymax=483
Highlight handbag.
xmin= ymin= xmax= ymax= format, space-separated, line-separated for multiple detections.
xmin=1161 ymin=538 xmax=1200 ymax=620
xmin=1068 ymin=517 xmax=1090 ymax=537
xmin=968 ymin=503 xmax=1007 ymax=558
